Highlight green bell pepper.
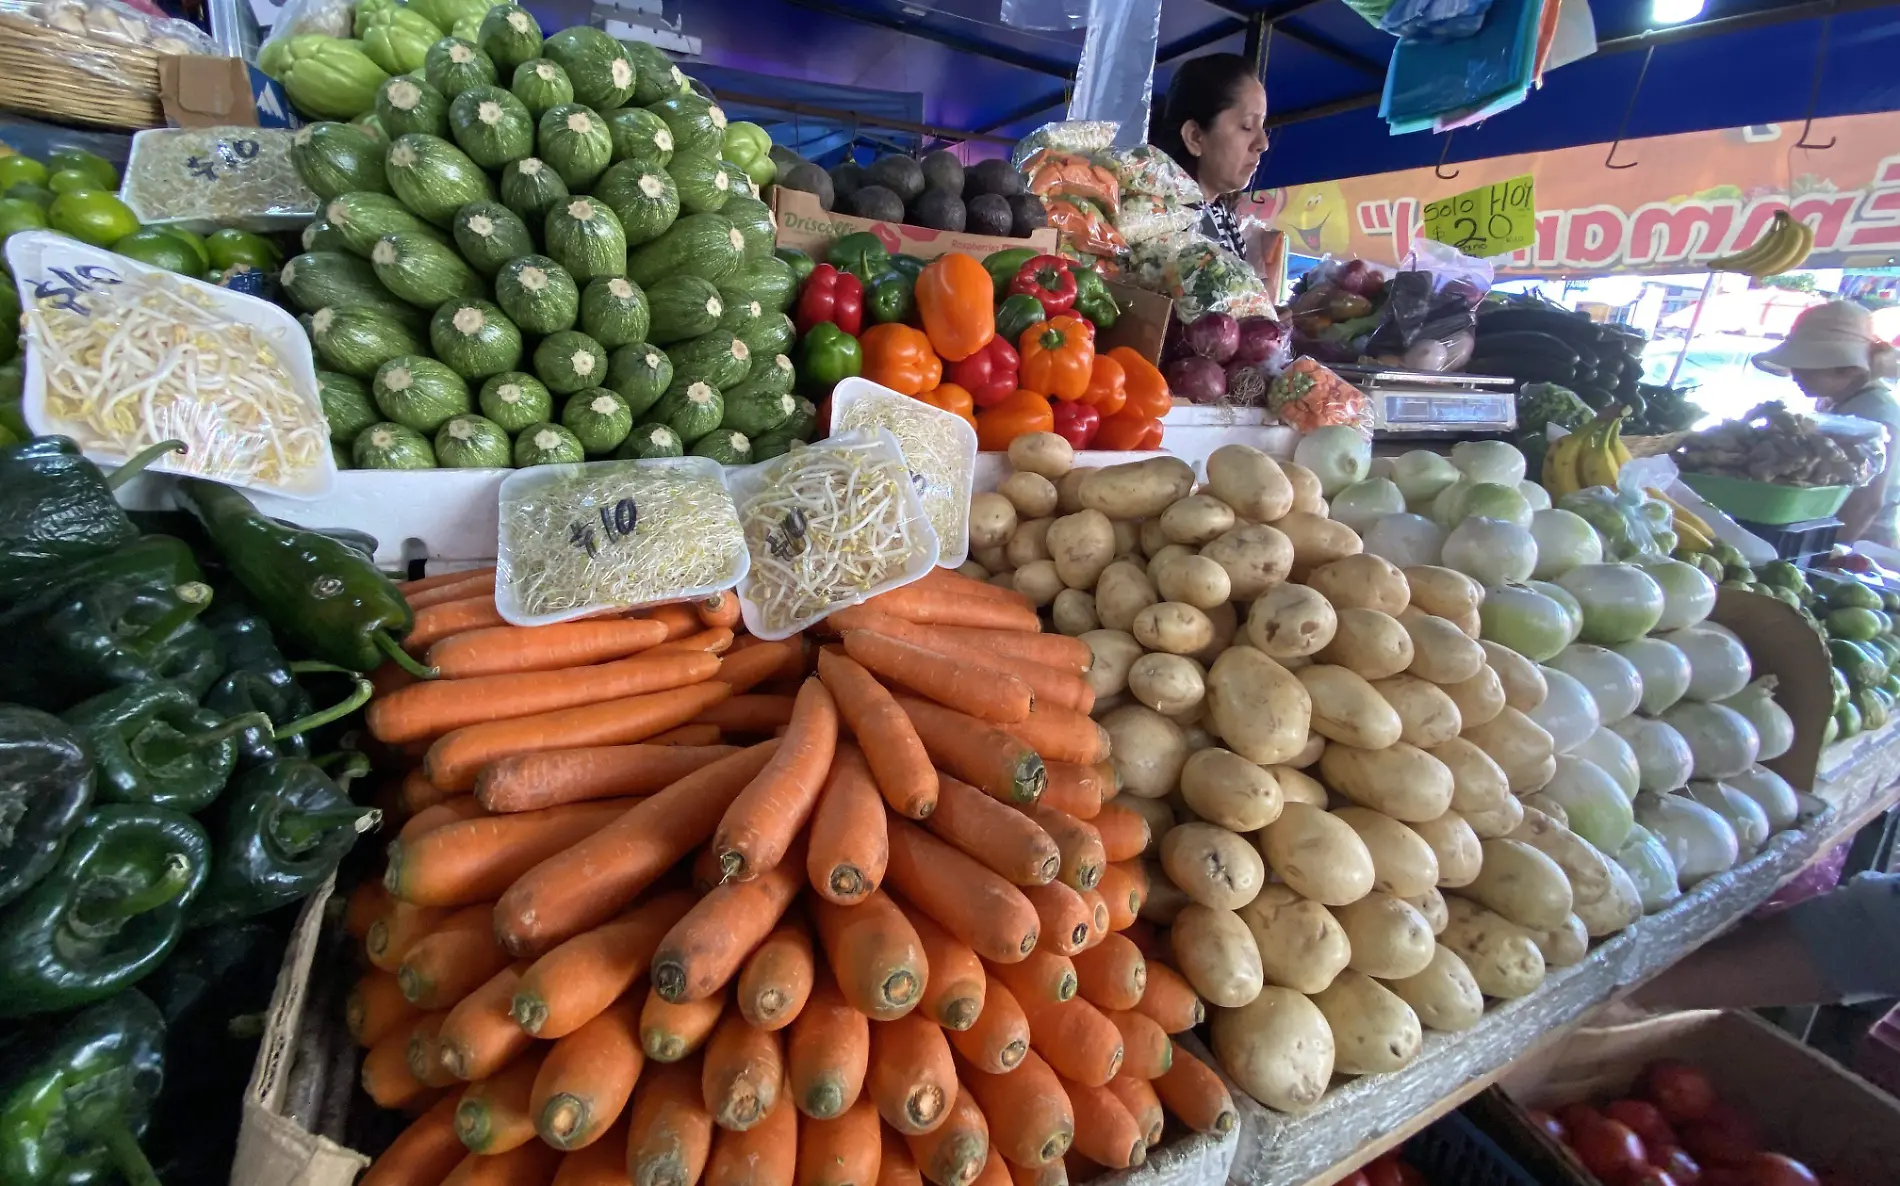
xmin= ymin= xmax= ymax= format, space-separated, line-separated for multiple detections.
xmin=994 ymin=292 xmax=1046 ymax=349
xmin=0 ymin=804 xmax=209 ymax=1017
xmin=888 ymin=253 xmax=928 ymax=282
xmin=796 ymin=323 xmax=862 ymax=398
xmin=0 ymin=989 xmax=166 ymax=1186
xmin=723 ymin=122 xmax=776 ymax=188
xmin=1072 ymin=265 xmax=1119 ymax=329
xmin=63 ymin=683 xmax=267 ymax=814
xmin=866 ymin=271 xmax=916 ymax=326
xmin=277 ymin=35 xmax=389 ymax=119
xmin=357 ymin=6 xmax=441 ymax=74
xmin=0 ymin=708 xmax=93 ymax=911
xmin=189 ymin=753 xmax=378 ymax=927
xmin=827 ymin=232 xmax=891 ymax=288
xmin=983 ymin=247 xmax=1040 ymax=302
xmin=176 ymin=478 xmax=430 ymax=679
xmin=0 ymin=438 xmax=181 ymax=604
xmin=776 ymin=247 xmax=816 ymax=287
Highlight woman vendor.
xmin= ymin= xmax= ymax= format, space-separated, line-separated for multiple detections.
xmin=1150 ymin=53 xmax=1270 ymax=260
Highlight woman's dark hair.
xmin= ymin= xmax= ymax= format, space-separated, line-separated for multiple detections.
xmin=1151 ymin=52 xmax=1259 ymax=181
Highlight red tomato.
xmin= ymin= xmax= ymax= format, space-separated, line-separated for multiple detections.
xmin=1362 ymin=1156 xmax=1425 ymax=1186
xmin=1607 ymin=1100 xmax=1679 ymax=1153
xmin=1681 ymin=1105 xmax=1761 ymax=1168
xmin=1528 ymin=1110 xmax=1568 ymax=1145
xmin=1621 ymin=1171 xmax=1679 ymax=1186
xmin=1642 ymin=1060 xmax=1719 ymax=1125
xmin=1575 ymin=1119 xmax=1648 ymax=1180
xmin=1655 ymin=1146 xmax=1704 ymax=1186
xmin=1558 ymin=1102 xmax=1605 ymax=1138
xmin=1742 ymin=1154 xmax=1820 ymax=1186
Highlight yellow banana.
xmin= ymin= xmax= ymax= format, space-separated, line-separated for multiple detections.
xmin=1674 ymin=521 xmax=1712 ymax=553
xmin=1611 ymin=431 xmax=1632 ymax=469
xmin=1645 ymin=486 xmax=1716 ymax=537
xmin=1710 ymin=210 xmax=1791 ymax=274
xmin=1576 ymin=415 xmax=1624 ymax=489
xmin=1542 ymin=430 xmax=1584 ymax=497
xmin=1757 ymin=216 xmax=1815 ymax=278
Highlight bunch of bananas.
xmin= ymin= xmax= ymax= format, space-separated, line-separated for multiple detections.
xmin=1542 ymin=409 xmax=1632 ymax=497
xmin=1649 ymin=486 xmax=1718 ymax=554
xmin=1708 ymin=209 xmax=1815 ymax=278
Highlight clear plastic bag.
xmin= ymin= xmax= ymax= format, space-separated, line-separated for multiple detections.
xmin=1099 ymin=144 xmax=1199 ymax=205
xmin=1011 ymin=120 xmax=1118 ymax=172
xmin=1 ymin=0 xmax=217 ymax=53
xmin=121 ymin=127 xmax=319 ymax=233
xmin=1130 ymin=231 xmax=1273 ymax=321
xmin=254 ymin=0 xmax=352 ymax=60
xmin=829 ymin=378 xmax=977 ymax=569
xmin=1379 ymin=0 xmax=1499 ymax=41
xmin=1026 ymin=152 xmax=1120 ymax=218
xmin=1065 ymin=0 xmax=1162 ymax=150
xmin=1116 ymin=194 xmax=1198 ymax=244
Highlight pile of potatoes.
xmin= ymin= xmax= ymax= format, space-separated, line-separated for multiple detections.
xmin=959 ymin=435 xmax=1646 ymax=1117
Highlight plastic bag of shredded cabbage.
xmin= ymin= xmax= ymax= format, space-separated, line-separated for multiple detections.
xmin=830 ymin=377 xmax=978 ymax=568
xmin=1099 ymin=144 xmax=1199 ymax=205
xmin=121 ymin=127 xmax=319 ymax=233
xmin=1012 ymin=120 xmax=1118 ymax=171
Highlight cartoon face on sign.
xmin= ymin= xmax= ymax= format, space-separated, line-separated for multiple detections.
xmin=1279 ymin=182 xmax=1350 ymax=256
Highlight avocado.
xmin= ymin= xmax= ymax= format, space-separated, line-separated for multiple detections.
xmin=1006 ymin=193 xmax=1048 ymax=238
xmin=780 ymin=162 xmax=835 ymax=211
xmin=920 ymin=149 xmax=964 ymax=197
xmin=966 ymin=158 xmax=1023 ymax=198
xmin=909 ymin=187 xmax=965 ymax=233
xmin=965 ymin=193 xmax=1012 ymax=237
xmin=867 ymin=155 xmax=925 ymax=203
xmin=769 ymin=145 xmax=809 ymax=174
xmin=831 ymin=160 xmax=867 ymax=204
xmin=847 ymin=184 xmax=905 ymax=223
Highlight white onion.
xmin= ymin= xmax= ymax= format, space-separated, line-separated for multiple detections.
xmin=1661 ymin=700 xmax=1760 ymax=780
xmin=1528 ymin=509 xmax=1602 ymax=579
xmin=1635 ymin=792 xmax=1739 ymax=887
xmin=1443 ymin=517 xmax=1537 ymax=586
xmin=1450 ymin=439 xmax=1527 ymax=486
xmin=1331 ymin=479 xmax=1405 ymax=533
xmin=1478 ymin=582 xmax=1573 ymax=662
xmin=1460 ymin=482 xmax=1534 ymax=528
xmin=1720 ymin=677 xmax=1794 ymax=760
xmin=1728 ymin=764 xmax=1800 ymax=831
xmin=1368 ymin=456 xmax=1395 ymax=481
xmin=1391 ymin=450 xmax=1461 ymax=505
xmin=1657 ymin=626 xmax=1752 ymax=702
xmin=1556 ymin=563 xmax=1667 ymax=644
xmin=1363 ymin=513 xmax=1446 ymax=567
xmin=1684 ymin=781 xmax=1770 ymax=857
xmin=1571 ymin=726 xmax=1640 ymax=800
xmin=1294 ymin=426 xmax=1372 ymax=495
xmin=1613 ymin=637 xmax=1693 ymax=715
xmin=1637 ymin=556 xmax=1718 ymax=631
xmin=1610 ymin=715 xmax=1695 ymax=792
xmin=1519 ymin=481 xmax=1551 ymax=511
xmin=1529 ymin=666 xmax=1601 ymax=753
xmin=1615 ymin=824 xmax=1682 ymax=912
xmin=1539 ymin=755 xmax=1634 ymax=851
xmin=1546 ymin=644 xmax=1643 ymax=724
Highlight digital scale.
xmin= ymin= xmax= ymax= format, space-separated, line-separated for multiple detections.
xmin=1329 ymin=365 xmax=1519 ymax=437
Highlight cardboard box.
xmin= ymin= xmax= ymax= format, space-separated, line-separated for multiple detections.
xmin=1709 ymin=588 xmax=1833 ymax=793
xmin=1100 ymin=279 xmax=1171 ymax=366
xmin=159 ymin=56 xmax=301 ymax=129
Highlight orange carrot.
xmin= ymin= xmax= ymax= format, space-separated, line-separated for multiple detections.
xmin=713 ymin=638 xmax=805 ymax=695
xmin=649 ymin=724 xmax=723 ymax=746
xmin=899 ymin=906 xmax=984 ymax=1033
xmin=532 ymin=995 xmax=645 ymax=1150
xmin=1059 ymin=1076 xmax=1143 ymax=1169
xmin=902 ymin=625 xmax=1089 ymax=673
xmin=796 ymin=1095 xmax=881 ymax=1186
xmin=712 ymin=679 xmax=838 ymax=881
xmin=1096 ymin=863 xmax=1147 ymax=931
xmin=884 ymin=820 xmax=1039 ymax=965
xmin=924 ymin=776 xmax=1058 ymax=888
xmin=987 ymin=949 xmax=1076 ymax=1007
xmin=496 ymin=742 xmax=780 ymax=956
xmin=651 ymin=838 xmax=807 ymax=1003
xmin=350 ymin=969 xmax=421 ymax=1048
xmin=894 ymin=697 xmax=1044 ymax=806
xmin=1020 ymin=995 xmax=1122 ymax=1087
xmin=404 ymin=570 xmax=498 ymax=611
xmin=877 ymin=1124 xmax=923 ymax=1186
xmin=1101 ymin=1011 xmax=1170 ymax=1081
xmin=902 ymin=1086 xmax=989 ymax=1186
xmin=477 ymin=744 xmax=740 ymax=813
xmin=1090 ymin=803 xmax=1149 ymax=863
xmin=841 ymin=630 xmax=1031 ymax=723
xmin=695 ymin=695 xmax=797 ymax=734
xmin=627 ymin=1055 xmax=715 ymax=1186
xmin=442 ymin=1141 xmax=564 ymax=1186
xmin=641 ymin=985 xmax=727 ymax=1062
xmin=386 ymin=800 xmax=635 ymax=906
xmin=406 ymin=595 xmax=507 ymax=653
xmin=816 ymin=650 xmax=936 ymax=819
xmin=865 ymin=585 xmax=1040 ymax=632
xmin=1024 ymin=805 xmax=1102 ymax=892
xmin=1078 ymin=892 xmax=1109 ymax=948
xmin=400 ymin=769 xmax=462 ymax=814
xmin=367 ymin=901 xmax=455 ymax=971
xmin=700 ymin=1011 xmax=783 ymax=1131
xmin=737 ymin=922 xmax=815 ymax=1031
xmin=456 ymin=1046 xmax=549 ymax=1153
xmin=1070 ymin=935 xmax=1144 ymax=1013
xmin=372 ymin=651 xmax=722 ymax=744
xmin=704 ymin=1077 xmax=797 ymax=1186
xmin=552 ymin=1119 xmax=634 ymax=1186
xmin=438 ymin=962 xmax=535 ymax=1081
xmin=427 ymin=617 xmax=670 ymax=678
xmin=1131 ymin=964 xmax=1202 ymax=1034
xmin=372 ymin=660 xmax=421 ymax=700
xmin=1021 ymin=882 xmax=1092 ymax=957
xmin=1001 ymin=705 xmax=1108 ymax=766
xmin=786 ymin=970 xmax=870 ymax=1119
xmin=957 ymin=1050 xmax=1074 ymax=1167
xmin=810 ymin=889 xmax=926 ymax=1021
xmin=400 ymin=565 xmax=495 ymax=596
xmin=945 ymin=973 xmax=1028 ymax=1074
xmin=1039 ymin=763 xmax=1111 ymax=821
xmin=346 ymin=878 xmax=392 ymax=941
xmin=696 ymin=590 xmax=742 ymax=628
xmin=1152 ymin=1043 xmax=1236 ymax=1135
xmin=916 ymin=566 xmax=1034 ymax=609
xmin=362 ymin=1013 xmax=436 ymax=1108
xmin=397 ymin=796 xmax=489 ymax=842
xmin=1006 ymin=1159 xmax=1066 ymax=1186
xmin=1104 ymin=1077 xmax=1162 ymax=1149
xmin=971 ymin=1148 xmax=1009 ymax=1186
xmin=827 ymin=607 xmax=1092 ymax=716
xmin=641 ymin=603 xmax=703 ymax=640
xmin=362 ymin=1092 xmax=467 ymax=1186
xmin=867 ymin=1011 xmax=956 ymax=1134
xmin=425 ymin=682 xmax=734 ymax=793
xmin=405 ymin=1011 xmax=458 ymax=1088
xmin=513 ymin=889 xmax=697 ymax=1039
xmin=1119 ymin=921 xmax=1165 ymax=962
xmin=807 ymin=745 xmax=888 ymax=905
xmin=398 ymin=903 xmax=511 ymax=1010
xmin=652 ymin=626 xmax=736 ymax=656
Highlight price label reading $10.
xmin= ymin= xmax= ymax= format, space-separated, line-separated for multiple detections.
xmin=1422 ymin=174 xmax=1536 ymax=258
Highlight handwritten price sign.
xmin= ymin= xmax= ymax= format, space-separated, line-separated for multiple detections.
xmin=1422 ymin=174 xmax=1536 ymax=258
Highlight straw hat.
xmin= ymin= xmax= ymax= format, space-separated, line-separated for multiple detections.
xmin=1753 ymin=301 xmax=1886 ymax=374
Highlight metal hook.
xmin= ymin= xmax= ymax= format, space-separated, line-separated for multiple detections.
xmin=1604 ymin=45 xmax=1655 ymax=170
xmin=1794 ymin=14 xmax=1837 ymax=150
xmin=1435 ymin=132 xmax=1458 ymax=180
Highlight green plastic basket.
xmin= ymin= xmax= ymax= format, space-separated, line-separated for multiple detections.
xmin=1678 ymin=471 xmax=1852 ymax=525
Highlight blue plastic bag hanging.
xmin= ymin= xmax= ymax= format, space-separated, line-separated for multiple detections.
xmin=1065 ymin=0 xmax=1165 ymax=149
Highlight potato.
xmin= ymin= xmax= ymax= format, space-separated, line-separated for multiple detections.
xmin=1479 ymin=641 xmax=1547 ymax=711
xmin=955 ymin=560 xmax=989 ymax=581
xmin=1201 ymin=524 xmax=1294 ymax=601
xmin=1332 ymin=807 xmax=1440 ymax=898
xmin=1100 ymin=703 xmax=1188 ymax=799
xmin=1369 ymin=674 xmax=1462 ymax=749
xmin=1383 ymin=944 xmax=1484 ymax=1031
xmin=1051 ymin=588 xmax=1099 ymax=636
xmin=1289 ymin=731 xmax=1325 ymax=769
xmin=1311 ymin=971 xmax=1421 ymax=1075
xmin=1461 ymin=707 xmax=1556 ymax=793
xmin=1316 ymin=742 xmax=1453 ymax=823
xmin=1055 ymin=467 xmax=1094 ymax=515
xmin=1209 ymin=987 xmax=1334 ymax=1115
xmin=968 ymin=493 xmax=1018 ymax=550
xmin=1081 ymin=630 xmax=1143 ymax=699
xmin=1180 ymin=748 xmax=1283 ymax=833
xmin=1334 ymin=892 xmax=1435 ymax=979
xmin=1461 ymin=794 xmax=1526 ymax=839
xmin=1206 ymin=646 xmax=1312 ymax=766
xmin=1440 ymin=665 xmax=1506 ymax=731
xmin=1160 ymin=494 xmax=1236 ymax=546
xmin=1141 ymin=865 xmax=1192 ymax=925
xmin=1508 ymin=808 xmax=1614 ymax=906
xmin=1129 ymin=653 xmax=1206 ymax=717
xmin=1007 ymin=431 xmax=1073 ymax=479
xmin=1012 ymin=559 xmax=1064 ymax=607
xmin=1080 ymin=457 xmax=1196 ymax=520
xmin=1245 ymin=584 xmax=1337 ymax=659
xmin=1461 ymin=838 xmax=1574 ymax=931
xmin=1306 ymin=554 xmax=1409 ymax=616
xmin=1000 ymin=471 xmax=1058 ymax=519
xmin=1132 ymin=602 xmax=1214 ymax=656
xmin=1162 ymin=822 xmax=1266 ymax=911
xmin=1154 ymin=555 xmax=1231 ymax=610
xmin=1403 ymin=887 xmax=1448 ymax=935
xmin=1092 ymin=561 xmax=1157 ymax=632
xmin=1277 ymin=511 xmax=1361 ymax=578
xmin=1281 ymin=461 xmax=1325 ymax=515
xmin=1315 ymin=608 xmax=1413 ymax=681
xmin=1170 ymin=903 xmax=1263 ymax=1007
xmin=1258 ymin=803 xmax=1374 ymax=906
xmin=1144 ymin=543 xmax=1195 ymax=586
xmin=1189 ymin=600 xmax=1239 ymax=670
xmin=1297 ymin=665 xmax=1402 ymax=750
xmin=990 ymin=574 xmax=1018 ymax=594
xmin=1407 ymin=810 xmax=1482 ymax=888
xmin=1206 ymin=444 xmax=1295 ymax=523
xmin=1005 ymin=518 xmax=1053 ymax=568
xmin=1439 ymin=897 xmax=1546 ymax=999
xmin=1046 ymin=509 xmax=1116 ymax=591
xmin=1271 ymin=765 xmax=1328 ymax=806
xmin=972 ymin=544 xmax=1011 ymax=575
xmin=1402 ymin=566 xmax=1482 ymax=621
xmin=1112 ymin=519 xmax=1141 ymax=559
xmin=1138 ymin=518 xmax=1170 ymax=559
xmin=1182 ymin=724 xmax=1218 ymax=754
xmin=1574 ymin=856 xmax=1643 ymax=938
xmin=1238 ymin=885 xmax=1349 ymax=993
xmin=1397 ymin=610 xmax=1486 ymax=686
xmin=1117 ymin=796 xmax=1173 ymax=856
xmin=1531 ymin=914 xmax=1589 ymax=968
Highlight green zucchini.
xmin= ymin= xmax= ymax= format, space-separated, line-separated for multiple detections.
xmin=605 ymin=107 xmax=673 ymax=167
xmin=626 ymin=213 xmax=743 ymax=287
xmin=291 ymin=122 xmax=390 ymax=199
xmin=448 ymin=85 xmax=535 ymax=169
xmin=325 ymin=192 xmax=444 ymax=258
xmin=561 ymin=387 xmax=634 ymax=453
xmin=353 ymin=421 xmax=436 ymax=468
xmin=645 ymin=274 xmax=723 ymax=344
xmin=537 ymin=103 xmax=613 ymax=189
xmin=540 ymin=26 xmax=636 ymax=109
xmin=514 ymin=421 xmax=586 ymax=466
xmin=580 ymin=276 xmax=649 ymax=348
xmin=424 ymin=36 xmax=498 ymax=98
xmin=533 ymin=328 xmax=608 ymax=394
xmin=667 ymin=330 xmax=750 ymax=389
xmin=370 ymin=231 xmax=483 ymax=307
xmin=592 ymin=161 xmax=679 ymax=247
xmin=374 ymin=76 xmax=449 ymax=140
xmin=607 ymin=343 xmax=672 ymax=417
xmin=452 ymin=201 xmax=536 ymax=276
xmin=373 ymin=354 xmax=473 ymax=432
xmin=647 ymin=376 xmax=722 ymax=443
xmin=311 ymin=305 xmax=425 ymax=376
xmin=478 ymin=370 xmax=553 ymax=431
xmin=509 ymin=58 xmax=572 ymax=117
xmin=545 ymin=196 xmax=626 ymax=283
xmin=318 ymin=370 xmax=380 ymax=443
xmin=666 ymin=152 xmax=731 ymax=215
xmin=386 ymin=133 xmax=495 ymax=227
xmin=476 ymin=2 xmax=542 ymax=72
xmin=691 ymin=429 xmax=751 ymax=465
xmin=435 ymin=413 xmax=514 ymax=467
xmin=495 ymin=254 xmax=580 ymax=334
xmin=429 ymin=297 xmax=523 ymax=379
xmin=613 ymin=422 xmax=684 ymax=459
xmin=498 ymin=156 xmax=570 ymax=226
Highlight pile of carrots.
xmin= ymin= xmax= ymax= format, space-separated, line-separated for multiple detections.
xmin=341 ymin=564 xmax=1237 ymax=1186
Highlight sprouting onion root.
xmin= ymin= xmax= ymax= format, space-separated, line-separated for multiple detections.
xmin=836 ymin=386 xmax=973 ymax=556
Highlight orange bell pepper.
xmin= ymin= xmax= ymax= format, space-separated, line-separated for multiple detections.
xmin=1108 ymin=345 xmax=1171 ymax=419
xmin=1093 ymin=410 xmax=1163 ymax=451
xmin=974 ymin=389 xmax=1054 ymax=452
xmin=1080 ymin=354 xmax=1127 ymax=416
xmin=915 ymin=252 xmax=995 ymax=362
xmin=916 ymin=382 xmax=976 ymax=428
xmin=859 ymin=323 xmax=940 ymax=396
xmin=1018 ymin=315 xmax=1095 ymax=401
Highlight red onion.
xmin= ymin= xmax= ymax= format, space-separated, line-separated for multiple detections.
xmin=1183 ymin=312 xmax=1239 ymax=363
xmin=1232 ymin=316 xmax=1285 ymax=365
xmin=1167 ymin=355 xmax=1227 ymax=404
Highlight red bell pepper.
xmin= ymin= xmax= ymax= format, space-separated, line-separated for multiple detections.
xmin=1050 ymin=400 xmax=1100 ymax=449
xmin=795 ymin=264 xmax=864 ymax=337
xmin=1093 ymin=410 xmax=1163 ymax=451
xmin=948 ymin=335 xmax=1019 ymax=409
xmin=1008 ymin=254 xmax=1078 ymax=318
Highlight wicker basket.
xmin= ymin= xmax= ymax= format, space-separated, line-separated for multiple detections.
xmin=0 ymin=9 xmax=168 ymax=129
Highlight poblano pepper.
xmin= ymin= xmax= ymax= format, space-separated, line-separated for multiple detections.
xmin=189 ymin=752 xmax=378 ymax=927
xmin=63 ymin=683 xmax=267 ymax=814
xmin=0 ymin=804 xmax=209 ymax=1017
xmin=866 ymin=271 xmax=916 ymax=326
xmin=200 ymin=598 xmax=374 ymax=767
xmin=0 ymin=708 xmax=93 ymax=910
xmin=826 ymin=232 xmax=892 ymax=288
xmin=994 ymin=292 xmax=1046 ymax=348
xmin=175 ymin=479 xmax=430 ymax=679
xmin=0 ymin=439 xmax=181 ymax=604
xmin=0 ymin=989 xmax=166 ymax=1186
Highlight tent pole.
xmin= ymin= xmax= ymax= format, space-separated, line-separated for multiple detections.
xmin=1668 ymin=272 xmax=1720 ymax=388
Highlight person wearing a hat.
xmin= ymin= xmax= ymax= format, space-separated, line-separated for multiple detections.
xmin=1754 ymin=300 xmax=1900 ymax=545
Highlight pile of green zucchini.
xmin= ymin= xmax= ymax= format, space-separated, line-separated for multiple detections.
xmin=1469 ymin=302 xmax=1647 ymax=420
